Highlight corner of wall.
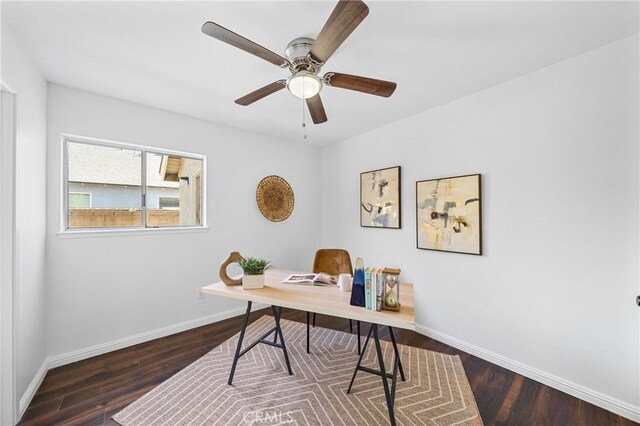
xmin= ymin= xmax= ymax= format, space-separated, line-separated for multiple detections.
xmin=2 ymin=22 xmax=49 ymax=424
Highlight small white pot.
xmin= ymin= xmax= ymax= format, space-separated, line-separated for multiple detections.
xmin=242 ymin=274 xmax=264 ymax=289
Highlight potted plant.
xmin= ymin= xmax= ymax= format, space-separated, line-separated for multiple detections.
xmin=237 ymin=257 xmax=271 ymax=289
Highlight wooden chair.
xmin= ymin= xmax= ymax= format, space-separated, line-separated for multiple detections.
xmin=306 ymin=249 xmax=361 ymax=354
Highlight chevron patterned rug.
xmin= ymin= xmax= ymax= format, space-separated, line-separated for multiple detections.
xmin=113 ymin=315 xmax=483 ymax=425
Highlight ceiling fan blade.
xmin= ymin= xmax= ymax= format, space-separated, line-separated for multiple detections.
xmin=324 ymin=72 xmax=396 ymax=97
xmin=202 ymin=22 xmax=289 ymax=67
xmin=306 ymin=94 xmax=328 ymax=124
xmin=309 ymin=0 xmax=369 ymax=64
xmin=235 ymin=80 xmax=286 ymax=106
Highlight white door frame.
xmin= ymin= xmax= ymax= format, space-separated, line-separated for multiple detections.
xmin=0 ymin=81 xmax=18 ymax=425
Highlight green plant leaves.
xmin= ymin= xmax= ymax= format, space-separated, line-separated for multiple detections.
xmin=237 ymin=257 xmax=271 ymax=275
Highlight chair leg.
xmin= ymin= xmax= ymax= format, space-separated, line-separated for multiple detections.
xmin=312 ymin=312 xmax=316 ymax=327
xmin=306 ymin=311 xmax=310 ymax=354
xmin=357 ymin=320 xmax=361 ymax=355
xmin=349 ymin=319 xmax=353 ymax=333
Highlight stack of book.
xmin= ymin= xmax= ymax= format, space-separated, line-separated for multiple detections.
xmin=364 ymin=268 xmax=388 ymax=311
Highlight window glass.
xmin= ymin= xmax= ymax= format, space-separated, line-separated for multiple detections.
xmin=67 ymin=142 xmax=141 ymax=228
xmin=146 ymin=152 xmax=203 ymax=227
xmin=64 ymin=138 xmax=205 ymax=231
xmin=68 ymin=193 xmax=91 ymax=208
xmin=159 ymin=197 xmax=179 ymax=209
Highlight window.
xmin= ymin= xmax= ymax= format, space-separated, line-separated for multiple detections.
xmin=158 ymin=197 xmax=179 ymax=209
xmin=63 ymin=135 xmax=205 ymax=231
xmin=68 ymin=192 xmax=91 ymax=208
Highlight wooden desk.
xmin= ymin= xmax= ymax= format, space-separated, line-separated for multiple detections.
xmin=201 ymin=268 xmax=415 ymax=330
xmin=201 ymin=268 xmax=416 ymax=426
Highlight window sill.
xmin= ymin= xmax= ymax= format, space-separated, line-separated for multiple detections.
xmin=57 ymin=226 xmax=209 ymax=239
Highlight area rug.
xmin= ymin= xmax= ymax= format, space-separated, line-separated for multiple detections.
xmin=113 ymin=316 xmax=483 ymax=425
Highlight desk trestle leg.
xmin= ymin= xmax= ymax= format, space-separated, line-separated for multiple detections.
xmin=271 ymin=305 xmax=294 ymax=375
xmin=388 ymin=326 xmax=405 ymax=381
xmin=273 ymin=306 xmax=282 ymax=344
xmin=347 ymin=325 xmax=373 ymax=394
xmin=227 ymin=302 xmax=294 ymax=386
xmin=373 ymin=324 xmax=397 ymax=425
xmin=346 ymin=324 xmax=405 ymax=426
xmin=228 ymin=301 xmax=252 ymax=385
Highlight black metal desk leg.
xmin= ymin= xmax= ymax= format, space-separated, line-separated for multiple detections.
xmin=228 ymin=301 xmax=252 ymax=385
xmin=306 ymin=312 xmax=310 ymax=354
xmin=272 ymin=306 xmax=293 ymax=375
xmin=347 ymin=325 xmax=374 ymax=394
xmin=373 ymin=324 xmax=396 ymax=426
xmin=273 ymin=307 xmax=282 ymax=344
xmin=357 ymin=320 xmax=361 ymax=355
xmin=388 ymin=326 xmax=405 ymax=381
xmin=390 ymin=351 xmax=400 ymax=402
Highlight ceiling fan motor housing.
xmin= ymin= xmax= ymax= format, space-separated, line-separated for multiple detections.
xmin=285 ymin=37 xmax=319 ymax=73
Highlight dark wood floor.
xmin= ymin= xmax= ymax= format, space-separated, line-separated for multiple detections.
xmin=19 ymin=308 xmax=637 ymax=426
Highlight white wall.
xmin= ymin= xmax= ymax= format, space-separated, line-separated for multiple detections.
xmin=46 ymin=84 xmax=321 ymax=360
xmin=320 ymin=35 xmax=639 ymax=418
xmin=0 ymin=25 xmax=48 ymax=415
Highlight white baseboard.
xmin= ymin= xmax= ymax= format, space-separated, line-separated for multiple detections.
xmin=47 ymin=303 xmax=267 ymax=369
xmin=18 ymin=359 xmax=47 ymax=418
xmin=18 ymin=303 xmax=266 ymax=422
xmin=414 ymin=324 xmax=640 ymax=423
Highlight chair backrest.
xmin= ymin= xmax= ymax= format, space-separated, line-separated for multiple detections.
xmin=312 ymin=249 xmax=353 ymax=276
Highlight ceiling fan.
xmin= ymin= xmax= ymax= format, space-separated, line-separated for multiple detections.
xmin=201 ymin=0 xmax=397 ymax=125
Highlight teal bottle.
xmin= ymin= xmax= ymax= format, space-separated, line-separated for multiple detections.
xmin=350 ymin=257 xmax=366 ymax=307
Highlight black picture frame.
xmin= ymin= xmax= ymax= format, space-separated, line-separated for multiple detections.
xmin=416 ymin=173 xmax=482 ymax=255
xmin=360 ymin=166 xmax=401 ymax=229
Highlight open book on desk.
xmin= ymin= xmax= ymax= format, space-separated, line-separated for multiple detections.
xmin=281 ymin=273 xmax=338 ymax=286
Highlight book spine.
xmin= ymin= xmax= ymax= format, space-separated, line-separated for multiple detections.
xmin=368 ymin=271 xmax=373 ymax=310
xmin=376 ymin=270 xmax=383 ymax=311
xmin=364 ymin=269 xmax=371 ymax=310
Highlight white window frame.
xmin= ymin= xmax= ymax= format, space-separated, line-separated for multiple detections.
xmin=60 ymin=134 xmax=207 ymax=236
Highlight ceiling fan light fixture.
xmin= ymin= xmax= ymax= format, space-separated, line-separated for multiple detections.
xmin=286 ymin=71 xmax=322 ymax=99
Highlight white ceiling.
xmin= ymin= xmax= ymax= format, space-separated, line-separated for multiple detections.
xmin=3 ymin=1 xmax=638 ymax=145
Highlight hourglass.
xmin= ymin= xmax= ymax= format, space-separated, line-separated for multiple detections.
xmin=382 ymin=268 xmax=401 ymax=311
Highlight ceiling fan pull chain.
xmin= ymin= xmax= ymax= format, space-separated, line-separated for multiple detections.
xmin=302 ymin=102 xmax=308 ymax=140
xmin=302 ymin=79 xmax=307 ymax=140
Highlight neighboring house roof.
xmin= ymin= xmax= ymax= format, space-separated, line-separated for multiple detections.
xmin=68 ymin=142 xmax=179 ymax=188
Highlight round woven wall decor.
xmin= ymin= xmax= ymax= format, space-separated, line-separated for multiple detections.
xmin=256 ymin=175 xmax=294 ymax=222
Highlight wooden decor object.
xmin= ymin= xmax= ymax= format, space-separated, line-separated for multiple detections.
xmin=219 ymin=251 xmax=245 ymax=286
xmin=256 ymin=175 xmax=294 ymax=222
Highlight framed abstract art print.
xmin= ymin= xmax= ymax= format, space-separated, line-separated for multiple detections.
xmin=416 ymin=173 xmax=482 ymax=255
xmin=360 ymin=166 xmax=401 ymax=229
